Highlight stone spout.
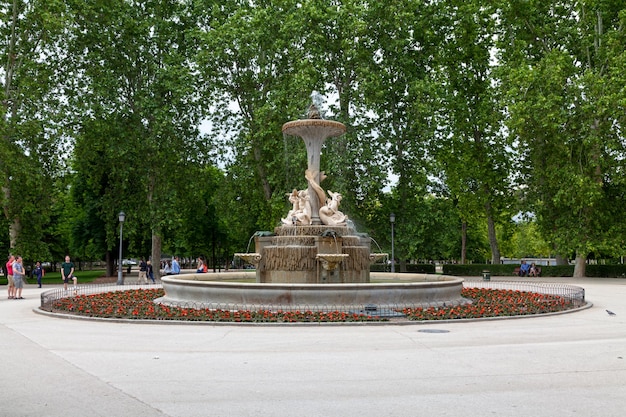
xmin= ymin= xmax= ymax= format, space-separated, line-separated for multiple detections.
xmin=369 ymin=253 xmax=389 ymax=264
xmin=234 ymin=253 xmax=262 ymax=266
xmin=316 ymin=253 xmax=349 ymax=271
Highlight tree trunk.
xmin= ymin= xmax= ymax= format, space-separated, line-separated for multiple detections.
xmin=555 ymin=254 xmax=568 ymax=266
xmin=105 ymin=250 xmax=114 ymax=277
xmin=2 ymin=186 xmax=21 ymax=250
xmin=460 ymin=221 xmax=467 ymax=264
xmin=573 ymin=252 xmax=586 ymax=278
xmin=9 ymin=217 xmax=20 ymax=250
xmin=212 ymin=231 xmax=217 ymax=272
xmin=485 ymin=201 xmax=500 ymax=264
xmin=151 ymin=232 xmax=162 ymax=280
xmin=399 ymin=258 xmax=407 ymax=273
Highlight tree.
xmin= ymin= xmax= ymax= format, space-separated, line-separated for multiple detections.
xmin=0 ymin=0 xmax=68 ymax=259
xmin=195 ymin=0 xmax=317 ymax=237
xmin=66 ymin=0 xmax=204 ymax=276
xmin=299 ymin=0 xmax=388 ymax=225
xmin=357 ymin=0 xmax=440 ymax=269
xmin=499 ymin=0 xmax=626 ymax=276
xmin=432 ymin=0 xmax=513 ymax=264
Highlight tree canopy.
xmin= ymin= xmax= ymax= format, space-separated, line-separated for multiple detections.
xmin=1 ymin=0 xmax=625 ymax=275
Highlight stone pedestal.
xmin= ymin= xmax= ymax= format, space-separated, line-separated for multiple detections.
xmin=254 ymin=226 xmax=371 ymax=284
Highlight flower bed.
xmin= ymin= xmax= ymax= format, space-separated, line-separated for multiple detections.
xmin=402 ymin=287 xmax=575 ymax=320
xmin=48 ymin=287 xmax=579 ymax=323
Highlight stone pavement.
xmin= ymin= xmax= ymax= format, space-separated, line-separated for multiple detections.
xmin=0 ymin=277 xmax=625 ymax=417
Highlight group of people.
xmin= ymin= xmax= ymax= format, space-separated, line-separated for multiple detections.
xmin=161 ymin=257 xmax=181 ymax=276
xmin=4 ymin=255 xmax=51 ymax=299
xmin=161 ymin=256 xmax=210 ymax=275
xmin=5 ymin=255 xmax=25 ymax=299
xmin=4 ymin=254 xmax=78 ymax=299
xmin=4 ymin=254 xmax=212 ymax=295
xmin=519 ymin=260 xmax=540 ymax=277
xmin=137 ymin=258 xmax=156 ymax=284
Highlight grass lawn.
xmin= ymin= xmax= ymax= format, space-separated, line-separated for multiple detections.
xmin=0 ymin=269 xmax=107 ymax=286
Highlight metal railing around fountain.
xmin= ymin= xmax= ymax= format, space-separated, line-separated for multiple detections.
xmin=39 ymin=283 xmax=163 ymax=312
xmin=463 ymin=280 xmax=586 ymax=307
xmin=39 ymin=280 xmax=586 ymax=319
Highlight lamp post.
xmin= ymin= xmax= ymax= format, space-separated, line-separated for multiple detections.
xmin=117 ymin=211 xmax=126 ymax=285
xmin=390 ymin=212 xmax=395 ymax=273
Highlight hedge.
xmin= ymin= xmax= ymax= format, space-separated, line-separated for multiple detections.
xmin=442 ymin=264 xmax=626 ymax=278
xmin=370 ymin=264 xmax=436 ymax=273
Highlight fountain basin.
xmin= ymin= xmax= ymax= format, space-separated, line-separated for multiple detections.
xmin=282 ymin=119 xmax=346 ymax=139
xmin=158 ymin=272 xmax=468 ymax=311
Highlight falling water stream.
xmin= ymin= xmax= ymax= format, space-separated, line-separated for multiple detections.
xmin=245 ymin=234 xmax=255 ymax=253
xmin=370 ymin=237 xmax=384 ymax=254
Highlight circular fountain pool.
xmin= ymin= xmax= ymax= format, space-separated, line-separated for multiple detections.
xmin=157 ymin=272 xmax=468 ymax=311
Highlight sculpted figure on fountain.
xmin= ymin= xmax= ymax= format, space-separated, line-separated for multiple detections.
xmin=319 ymin=190 xmax=348 ymax=226
xmin=281 ymin=189 xmax=311 ymax=225
xmin=281 ymin=169 xmax=347 ymax=227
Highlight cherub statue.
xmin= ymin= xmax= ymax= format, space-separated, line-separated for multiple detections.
xmin=281 ymin=189 xmax=311 ymax=225
xmin=308 ymin=104 xmax=321 ymax=119
xmin=319 ymin=190 xmax=348 ymax=226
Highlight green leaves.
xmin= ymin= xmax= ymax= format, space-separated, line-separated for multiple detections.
xmin=1 ymin=0 xmax=625 ymax=270
xmin=500 ymin=0 xmax=626 ymax=268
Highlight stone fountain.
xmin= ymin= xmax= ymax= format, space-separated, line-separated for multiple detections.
xmin=159 ymin=103 xmax=468 ymax=312
xmin=237 ymin=106 xmax=381 ymax=284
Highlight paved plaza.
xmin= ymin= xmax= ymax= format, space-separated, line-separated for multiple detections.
xmin=0 ymin=277 xmax=625 ymax=417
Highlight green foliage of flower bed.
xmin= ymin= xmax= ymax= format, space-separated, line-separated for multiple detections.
xmin=48 ymin=287 xmax=577 ymax=323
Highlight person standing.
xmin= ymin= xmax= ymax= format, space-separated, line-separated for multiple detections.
xmin=33 ymin=261 xmax=45 ymax=288
xmin=138 ymin=257 xmax=148 ymax=284
xmin=61 ymin=255 xmax=77 ymax=290
xmin=146 ymin=260 xmax=155 ymax=283
xmin=6 ymin=255 xmax=15 ymax=299
xmin=12 ymin=256 xmax=25 ymax=299
xmin=171 ymin=256 xmax=181 ymax=275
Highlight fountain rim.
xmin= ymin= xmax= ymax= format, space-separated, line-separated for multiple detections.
xmin=161 ymin=272 xmax=464 ymax=289
xmin=158 ymin=272 xmax=468 ymax=311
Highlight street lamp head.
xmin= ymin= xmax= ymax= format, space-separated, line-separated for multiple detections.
xmin=390 ymin=212 xmax=395 ymax=224
xmin=118 ymin=211 xmax=126 ymax=223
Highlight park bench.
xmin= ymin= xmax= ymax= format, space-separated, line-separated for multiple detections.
xmin=514 ymin=266 xmax=541 ymax=277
